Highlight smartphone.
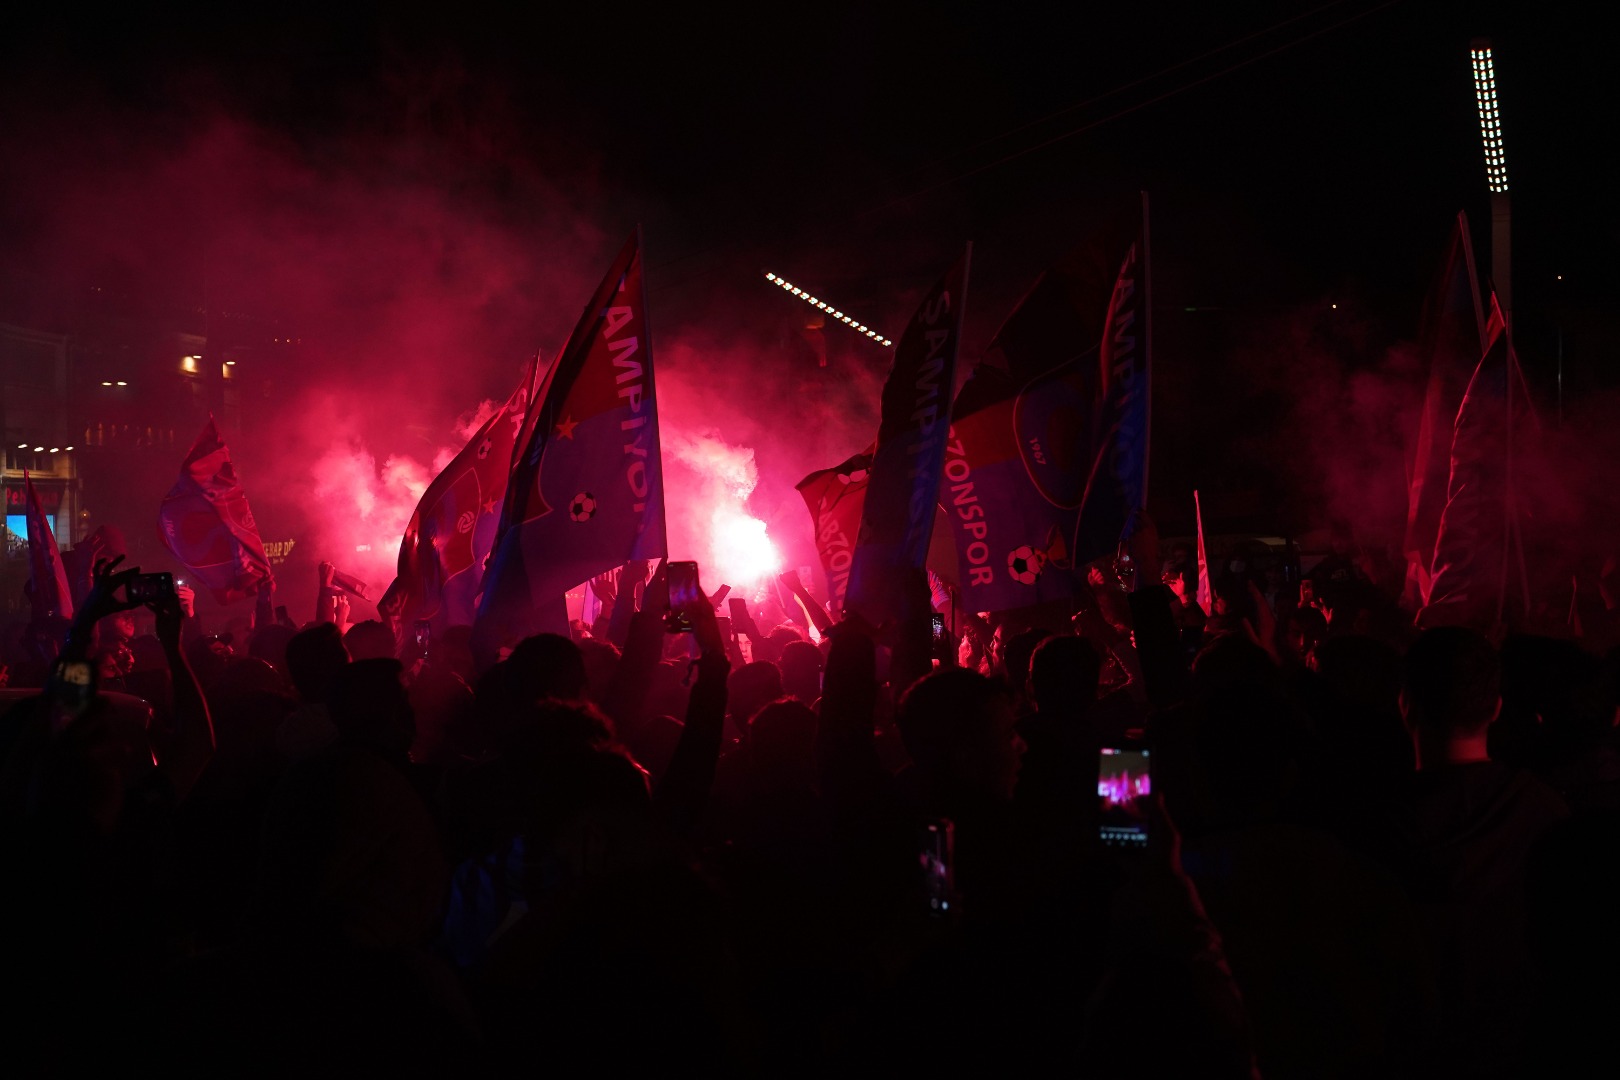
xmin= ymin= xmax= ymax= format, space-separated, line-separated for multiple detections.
xmin=665 ymin=560 xmax=701 ymax=633
xmin=715 ymin=616 xmax=732 ymax=643
xmin=710 ymin=584 xmax=731 ymax=608
xmin=931 ymin=612 xmax=947 ymax=643
xmin=414 ymin=618 xmax=431 ymax=655
xmin=728 ymin=596 xmax=749 ymax=628
xmin=921 ymin=818 xmax=955 ymax=915
xmin=1097 ymin=746 xmax=1152 ymax=848
xmin=126 ymin=571 xmax=175 ymax=605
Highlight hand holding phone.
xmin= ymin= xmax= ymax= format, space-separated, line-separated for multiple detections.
xmin=665 ymin=561 xmax=701 ymax=634
xmin=126 ymin=571 xmax=176 ymax=606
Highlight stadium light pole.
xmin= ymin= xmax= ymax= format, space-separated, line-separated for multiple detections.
xmin=1471 ymin=39 xmax=1511 ymax=327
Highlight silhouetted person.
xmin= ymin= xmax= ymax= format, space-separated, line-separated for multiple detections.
xmin=1398 ymin=626 xmax=1569 ymax=1078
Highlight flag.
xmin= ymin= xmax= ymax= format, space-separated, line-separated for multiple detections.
xmin=378 ymin=375 xmax=533 ymax=629
xmin=1194 ymin=489 xmax=1212 ymax=617
xmin=158 ymin=418 xmax=272 ymax=604
xmin=1420 ymin=294 xmax=1534 ymax=629
xmin=796 ymin=445 xmax=873 ymax=614
xmin=1404 ymin=212 xmax=1485 ymax=608
xmin=475 ymin=232 xmax=666 ymax=649
xmin=845 ymin=246 xmax=971 ymax=627
xmin=1074 ymin=195 xmax=1152 ymax=566
xmin=23 ymin=471 xmax=73 ymax=620
xmin=941 ymin=248 xmax=1105 ymax=615
xmin=797 ymin=444 xmax=957 ymax=616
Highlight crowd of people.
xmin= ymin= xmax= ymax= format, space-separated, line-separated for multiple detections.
xmin=2 ymin=517 xmax=1617 ymax=1077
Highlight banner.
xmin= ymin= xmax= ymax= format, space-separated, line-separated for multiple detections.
xmin=943 ymin=358 xmax=1084 ymax=613
xmin=158 ymin=418 xmax=272 ymax=603
xmin=23 ymin=471 xmax=73 ymax=620
xmin=1074 ymin=196 xmax=1152 ymax=566
xmin=475 ymin=232 xmax=667 ymax=649
xmin=796 ymin=446 xmax=873 ymax=614
xmin=1404 ymin=212 xmax=1485 ymax=608
xmin=845 ymin=247 xmax=971 ymax=627
xmin=1420 ymin=294 xmax=1533 ymax=629
xmin=379 ymin=376 xmax=532 ymax=628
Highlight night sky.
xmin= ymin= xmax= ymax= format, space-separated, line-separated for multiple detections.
xmin=1 ymin=1 xmax=1610 ymax=545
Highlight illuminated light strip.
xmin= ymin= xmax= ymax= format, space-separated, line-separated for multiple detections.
xmin=764 ymin=272 xmax=893 ymax=347
xmin=1471 ymin=47 xmax=1508 ymax=194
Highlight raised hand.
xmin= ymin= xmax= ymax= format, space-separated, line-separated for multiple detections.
xmin=590 ymin=568 xmax=619 ymax=604
xmin=81 ymin=556 xmax=145 ymax=623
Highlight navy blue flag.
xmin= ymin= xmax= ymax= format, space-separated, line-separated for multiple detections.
xmin=845 ymin=247 xmax=971 ymax=627
xmin=943 ymin=250 xmax=1105 ymax=613
xmin=1073 ymin=198 xmax=1152 ymax=566
xmin=475 ymin=232 xmax=667 ymax=650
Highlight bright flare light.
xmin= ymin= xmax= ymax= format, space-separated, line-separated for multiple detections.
xmin=1471 ymin=45 xmax=1508 ymax=194
xmin=710 ymin=505 xmax=782 ymax=586
xmin=764 ymin=272 xmax=893 ymax=346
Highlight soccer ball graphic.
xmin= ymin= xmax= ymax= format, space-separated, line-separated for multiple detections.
xmin=1007 ymin=546 xmax=1045 ymax=585
xmin=569 ymin=492 xmax=598 ymax=522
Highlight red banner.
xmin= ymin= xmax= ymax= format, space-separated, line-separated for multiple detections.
xmin=158 ymin=418 xmax=272 ymax=604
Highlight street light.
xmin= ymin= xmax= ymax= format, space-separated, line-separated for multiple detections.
xmin=1471 ymin=39 xmax=1512 ymax=325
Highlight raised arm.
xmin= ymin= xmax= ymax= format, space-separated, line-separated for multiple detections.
xmin=601 ymin=562 xmax=666 ymax=732
xmin=148 ymin=587 xmax=215 ymax=802
xmin=779 ymin=571 xmax=834 ymax=636
xmin=653 ymin=588 xmax=730 ymax=836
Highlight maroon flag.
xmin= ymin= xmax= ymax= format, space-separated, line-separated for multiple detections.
xmin=796 ymin=446 xmax=873 ymax=615
xmin=23 ymin=471 xmax=73 ymax=620
xmin=1404 ymin=213 xmax=1485 ymax=608
xmin=476 ymin=232 xmax=668 ymax=651
xmin=158 ymin=418 xmax=272 ymax=603
xmin=846 ymin=247 xmax=971 ymax=628
xmin=1420 ymin=294 xmax=1534 ymax=629
xmin=379 ymin=377 xmax=531 ymax=628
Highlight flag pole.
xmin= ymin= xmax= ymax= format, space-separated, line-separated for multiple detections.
xmin=1140 ymin=189 xmax=1153 ymax=504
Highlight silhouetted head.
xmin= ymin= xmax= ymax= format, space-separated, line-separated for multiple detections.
xmin=1002 ymin=627 xmax=1051 ymax=694
xmin=1401 ymin=626 xmax=1500 ymax=739
xmin=577 ymin=637 xmax=622 ymax=703
xmin=747 ymin=698 xmax=817 ymax=784
xmin=342 ymin=619 xmax=396 ymax=661
xmin=898 ymin=668 xmax=1024 ymax=800
xmin=330 ymin=658 xmax=414 ymax=759
xmin=248 ymin=622 xmax=297 ymax=674
xmin=778 ymin=639 xmax=823 ymax=702
xmin=286 ymin=622 xmax=349 ymax=703
xmin=1029 ymin=634 xmax=1101 ymax=715
xmin=729 ymin=661 xmax=783 ymax=727
xmin=507 ymin=632 xmax=589 ymax=702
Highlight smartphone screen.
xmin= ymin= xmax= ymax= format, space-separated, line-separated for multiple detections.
xmin=930 ymin=612 xmax=947 ymax=643
xmin=414 ymin=619 xmax=431 ymax=653
xmin=1098 ymin=747 xmax=1152 ymax=848
xmin=666 ymin=560 xmax=700 ymax=633
xmin=127 ymin=572 xmax=175 ymax=605
xmin=921 ymin=818 xmax=954 ymax=915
